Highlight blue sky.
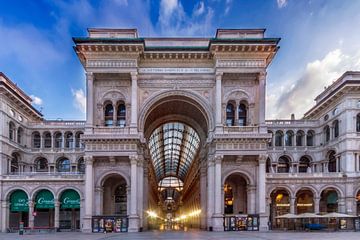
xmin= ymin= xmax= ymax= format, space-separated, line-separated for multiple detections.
xmin=0 ymin=0 xmax=360 ymax=120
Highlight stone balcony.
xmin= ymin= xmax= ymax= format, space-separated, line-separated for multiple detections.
xmin=28 ymin=120 xmax=86 ymax=127
xmin=266 ymin=172 xmax=344 ymax=179
xmin=266 ymin=119 xmax=319 ymax=128
xmin=1 ymin=172 xmax=84 ymax=181
xmin=215 ymin=126 xmax=267 ymax=138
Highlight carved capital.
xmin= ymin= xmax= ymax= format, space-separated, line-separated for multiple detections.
xmin=86 ymin=72 xmax=94 ymax=81
xmin=258 ymin=71 xmax=267 ymax=80
xmin=215 ymin=71 xmax=223 ymax=80
xmin=130 ymin=71 xmax=138 ymax=79
xmin=129 ymin=154 xmax=138 ymax=165
xmin=215 ymin=155 xmax=223 ymax=164
xmin=84 ymin=156 xmax=93 ymax=165
xmin=259 ymin=154 xmax=268 ymax=164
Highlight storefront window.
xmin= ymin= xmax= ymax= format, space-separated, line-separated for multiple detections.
xmin=296 ymin=190 xmax=314 ymax=214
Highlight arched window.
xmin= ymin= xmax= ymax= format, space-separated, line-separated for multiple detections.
xmin=43 ymin=132 xmax=52 ymax=148
xmin=226 ymin=103 xmax=235 ymax=126
xmin=10 ymin=153 xmax=19 ymax=173
xmin=35 ymin=158 xmax=48 ymax=172
xmin=306 ymin=130 xmax=315 ymax=146
xmin=299 ymin=156 xmax=311 ymax=173
xmin=266 ymin=158 xmax=271 ymax=173
xmin=77 ymin=157 xmax=85 ymax=173
xmin=238 ymin=103 xmax=247 ymax=126
xmin=75 ymin=131 xmax=83 ymax=148
xmin=296 ymin=131 xmax=304 ymax=146
xmin=275 ymin=131 xmax=283 ymax=147
xmin=268 ymin=131 xmax=273 ymax=147
xmin=54 ymin=132 xmax=62 ymax=148
xmin=357 ymin=114 xmax=360 ymax=132
xmin=9 ymin=122 xmax=15 ymax=141
xmin=285 ymin=131 xmax=294 ymax=146
xmin=277 ymin=156 xmax=290 ymax=173
xmin=65 ymin=132 xmax=73 ymax=149
xmin=17 ymin=127 xmax=23 ymax=145
xmin=324 ymin=125 xmax=330 ymax=142
xmin=32 ymin=132 xmax=41 ymax=148
xmin=333 ymin=120 xmax=339 ymax=138
xmin=328 ymin=151 xmax=337 ymax=172
xmin=57 ymin=158 xmax=71 ymax=172
xmin=104 ymin=103 xmax=114 ymax=126
xmin=117 ymin=103 xmax=126 ymax=127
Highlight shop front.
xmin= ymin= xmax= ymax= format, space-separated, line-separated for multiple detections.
xmin=59 ymin=190 xmax=80 ymax=231
xmin=223 ymin=214 xmax=259 ymax=231
xmin=270 ymin=189 xmax=290 ymax=229
xmin=34 ymin=190 xmax=54 ymax=228
xmin=92 ymin=216 xmax=128 ymax=233
xmin=8 ymin=190 xmax=29 ymax=229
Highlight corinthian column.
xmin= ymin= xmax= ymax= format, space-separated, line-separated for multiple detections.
xmin=128 ymin=155 xmax=139 ymax=232
xmin=212 ymin=155 xmax=223 ymax=231
xmin=83 ymin=155 xmax=93 ymax=232
xmin=258 ymin=71 xmax=266 ymax=133
xmin=86 ymin=72 xmax=94 ymax=129
xmin=130 ymin=72 xmax=138 ymax=133
xmin=258 ymin=154 xmax=268 ymax=230
xmin=206 ymin=156 xmax=215 ymax=230
xmin=215 ymin=72 xmax=223 ymax=129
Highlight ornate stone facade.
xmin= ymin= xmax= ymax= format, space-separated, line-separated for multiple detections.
xmin=0 ymin=28 xmax=360 ymax=233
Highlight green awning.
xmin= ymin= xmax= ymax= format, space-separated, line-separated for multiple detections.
xmin=10 ymin=190 xmax=29 ymax=212
xmin=60 ymin=190 xmax=80 ymax=209
xmin=327 ymin=192 xmax=338 ymax=204
xmin=35 ymin=190 xmax=54 ymax=209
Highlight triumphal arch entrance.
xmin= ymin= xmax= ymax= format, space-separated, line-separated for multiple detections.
xmin=73 ymin=28 xmax=279 ymax=232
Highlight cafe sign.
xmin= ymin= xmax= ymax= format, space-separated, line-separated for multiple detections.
xmin=35 ymin=190 xmax=54 ymax=209
xmin=60 ymin=190 xmax=80 ymax=209
xmin=10 ymin=190 xmax=29 ymax=212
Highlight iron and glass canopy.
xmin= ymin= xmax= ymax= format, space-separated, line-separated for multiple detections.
xmin=148 ymin=122 xmax=200 ymax=183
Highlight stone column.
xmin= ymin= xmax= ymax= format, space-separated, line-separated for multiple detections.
xmin=83 ymin=156 xmax=93 ymax=232
xmin=258 ymin=154 xmax=268 ymax=230
xmin=314 ymin=197 xmax=320 ymax=214
xmin=54 ymin=200 xmax=60 ymax=230
xmin=200 ymin=163 xmax=207 ymax=230
xmin=258 ymin=71 xmax=266 ymax=133
xmin=128 ymin=155 xmax=139 ymax=232
xmin=215 ymin=72 xmax=223 ymax=129
xmin=28 ymin=200 xmax=34 ymax=228
xmin=137 ymin=156 xmax=144 ymax=230
xmin=86 ymin=72 xmax=94 ymax=129
xmin=212 ymin=155 xmax=223 ymax=231
xmin=206 ymin=156 xmax=215 ymax=230
xmin=1 ymin=201 xmax=7 ymax=232
xmin=290 ymin=197 xmax=296 ymax=214
xmin=247 ymin=185 xmax=256 ymax=214
xmin=130 ymin=72 xmax=138 ymax=132
xmin=143 ymin=165 xmax=149 ymax=230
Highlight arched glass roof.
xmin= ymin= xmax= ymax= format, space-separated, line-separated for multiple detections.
xmin=148 ymin=122 xmax=200 ymax=182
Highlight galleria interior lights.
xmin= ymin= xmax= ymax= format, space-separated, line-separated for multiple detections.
xmin=146 ymin=210 xmax=159 ymax=219
xmin=173 ymin=209 xmax=201 ymax=222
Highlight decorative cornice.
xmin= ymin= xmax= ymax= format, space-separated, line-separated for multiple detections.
xmin=216 ymin=59 xmax=266 ymax=68
xmin=87 ymin=59 xmax=137 ymax=68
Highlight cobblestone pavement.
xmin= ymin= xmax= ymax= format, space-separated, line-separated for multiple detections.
xmin=1 ymin=231 xmax=360 ymax=240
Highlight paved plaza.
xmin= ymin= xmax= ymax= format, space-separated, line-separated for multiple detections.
xmin=0 ymin=231 xmax=360 ymax=240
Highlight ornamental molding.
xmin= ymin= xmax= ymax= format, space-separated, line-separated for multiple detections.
xmin=216 ymin=59 xmax=265 ymax=68
xmin=87 ymin=59 xmax=137 ymax=68
xmin=138 ymin=67 xmax=215 ymax=74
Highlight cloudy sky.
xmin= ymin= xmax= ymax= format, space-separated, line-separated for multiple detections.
xmin=0 ymin=0 xmax=360 ymax=120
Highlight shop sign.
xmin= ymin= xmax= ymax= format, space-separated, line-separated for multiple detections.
xmin=35 ymin=190 xmax=54 ymax=209
xmin=10 ymin=190 xmax=29 ymax=212
xmin=60 ymin=190 xmax=80 ymax=209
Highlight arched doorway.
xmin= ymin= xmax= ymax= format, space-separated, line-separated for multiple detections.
xmin=357 ymin=190 xmax=360 ymax=216
xmin=320 ymin=188 xmax=338 ymax=213
xmin=59 ymin=189 xmax=81 ymax=230
xmin=270 ymin=189 xmax=290 ymax=229
xmin=141 ymin=93 xmax=210 ymax=231
xmin=34 ymin=189 xmax=55 ymax=228
xmin=102 ymin=174 xmax=127 ymax=215
xmin=8 ymin=190 xmax=29 ymax=229
xmin=295 ymin=189 xmax=314 ymax=214
xmin=223 ymin=174 xmax=248 ymax=215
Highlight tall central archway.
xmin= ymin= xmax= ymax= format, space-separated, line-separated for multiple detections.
xmin=141 ymin=91 xmax=212 ymax=230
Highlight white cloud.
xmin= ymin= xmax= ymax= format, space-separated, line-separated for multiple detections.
xmin=71 ymin=88 xmax=86 ymax=114
xmin=30 ymin=95 xmax=43 ymax=105
xmin=267 ymin=49 xmax=360 ymax=119
xmin=277 ymin=0 xmax=288 ymax=8
xmin=193 ymin=1 xmax=205 ymax=16
xmin=224 ymin=0 xmax=233 ymax=15
xmin=158 ymin=0 xmax=214 ymax=36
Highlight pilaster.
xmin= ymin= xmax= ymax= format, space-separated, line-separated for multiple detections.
xmin=82 ymin=155 xmax=93 ymax=232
